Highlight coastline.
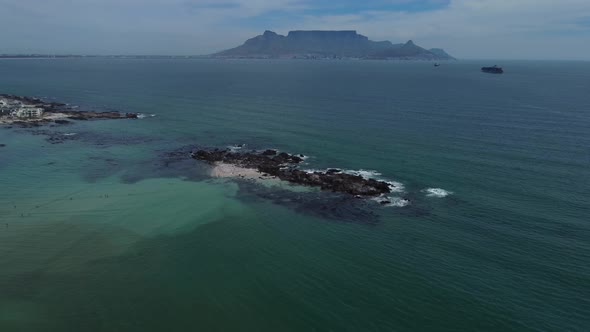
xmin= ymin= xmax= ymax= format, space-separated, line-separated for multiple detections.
xmin=0 ymin=94 xmax=139 ymax=127
xmin=0 ymin=112 xmax=69 ymax=125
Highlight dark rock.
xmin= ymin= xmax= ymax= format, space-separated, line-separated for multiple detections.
xmin=120 ymin=145 xmax=209 ymax=184
xmin=0 ymin=144 xmax=5 ymax=147
xmin=65 ymin=111 xmax=135 ymax=120
xmin=235 ymin=180 xmax=380 ymax=224
xmin=66 ymin=111 xmax=139 ymax=121
xmin=192 ymin=148 xmax=391 ymax=197
xmin=67 ymin=116 xmax=89 ymax=121
xmin=262 ymin=149 xmax=277 ymax=156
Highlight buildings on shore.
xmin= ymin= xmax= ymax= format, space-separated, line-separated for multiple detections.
xmin=0 ymin=98 xmax=44 ymax=119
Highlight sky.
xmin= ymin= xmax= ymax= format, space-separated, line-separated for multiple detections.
xmin=1 ymin=0 xmax=590 ymax=60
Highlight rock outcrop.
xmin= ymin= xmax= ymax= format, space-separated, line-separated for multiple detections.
xmin=60 ymin=110 xmax=138 ymax=120
xmin=192 ymin=149 xmax=392 ymax=196
xmin=1 ymin=94 xmax=139 ymax=127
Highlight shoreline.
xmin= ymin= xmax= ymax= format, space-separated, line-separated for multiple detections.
xmin=192 ymin=148 xmax=394 ymax=197
xmin=0 ymin=93 xmax=139 ymax=127
xmin=0 ymin=112 xmax=70 ymax=125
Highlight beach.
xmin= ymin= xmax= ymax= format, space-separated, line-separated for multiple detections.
xmin=210 ymin=162 xmax=273 ymax=180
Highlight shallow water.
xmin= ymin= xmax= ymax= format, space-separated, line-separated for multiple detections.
xmin=0 ymin=59 xmax=589 ymax=331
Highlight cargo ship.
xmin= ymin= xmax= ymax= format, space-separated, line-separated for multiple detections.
xmin=481 ymin=65 xmax=504 ymax=74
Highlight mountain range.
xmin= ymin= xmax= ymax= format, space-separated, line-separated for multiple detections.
xmin=214 ymin=30 xmax=455 ymax=60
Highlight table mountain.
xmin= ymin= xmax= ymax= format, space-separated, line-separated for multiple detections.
xmin=214 ymin=30 xmax=455 ymax=60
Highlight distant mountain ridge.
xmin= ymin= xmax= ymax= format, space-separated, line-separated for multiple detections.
xmin=214 ymin=30 xmax=455 ymax=60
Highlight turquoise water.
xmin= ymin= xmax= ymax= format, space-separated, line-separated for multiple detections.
xmin=0 ymin=59 xmax=589 ymax=331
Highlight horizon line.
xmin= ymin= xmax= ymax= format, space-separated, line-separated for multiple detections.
xmin=1 ymin=55 xmax=589 ymax=62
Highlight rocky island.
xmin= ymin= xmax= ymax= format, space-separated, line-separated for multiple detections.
xmin=214 ymin=30 xmax=455 ymax=60
xmin=0 ymin=94 xmax=138 ymax=127
xmin=192 ymin=148 xmax=393 ymax=197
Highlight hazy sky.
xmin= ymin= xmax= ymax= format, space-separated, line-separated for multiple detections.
xmin=2 ymin=0 xmax=590 ymax=59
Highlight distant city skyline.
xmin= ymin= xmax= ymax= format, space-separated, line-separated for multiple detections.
xmin=2 ymin=0 xmax=590 ymax=60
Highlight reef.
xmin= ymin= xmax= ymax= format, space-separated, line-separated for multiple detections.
xmin=191 ymin=148 xmax=392 ymax=196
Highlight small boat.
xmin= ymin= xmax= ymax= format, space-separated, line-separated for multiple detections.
xmin=481 ymin=65 xmax=503 ymax=74
xmin=434 ymin=63 xmax=441 ymax=67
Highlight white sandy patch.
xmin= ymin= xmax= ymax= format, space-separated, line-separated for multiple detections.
xmin=210 ymin=162 xmax=273 ymax=180
xmin=209 ymin=162 xmax=317 ymax=192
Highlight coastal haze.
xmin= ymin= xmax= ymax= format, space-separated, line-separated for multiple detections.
xmin=2 ymin=0 xmax=590 ymax=60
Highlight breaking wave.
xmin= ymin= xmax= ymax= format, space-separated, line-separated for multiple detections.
xmin=343 ymin=169 xmax=382 ymax=178
xmin=385 ymin=181 xmax=405 ymax=193
xmin=303 ymin=168 xmax=405 ymax=193
xmin=228 ymin=144 xmax=245 ymax=152
xmin=424 ymin=188 xmax=453 ymax=198
xmin=372 ymin=196 xmax=410 ymax=208
xmin=343 ymin=170 xmax=405 ymax=193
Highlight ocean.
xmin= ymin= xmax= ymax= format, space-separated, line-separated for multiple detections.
xmin=0 ymin=59 xmax=588 ymax=331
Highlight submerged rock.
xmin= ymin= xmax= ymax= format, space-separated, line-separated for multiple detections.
xmin=192 ymin=148 xmax=392 ymax=196
xmin=236 ymin=180 xmax=380 ymax=224
xmin=12 ymin=120 xmax=48 ymax=128
xmin=326 ymin=168 xmax=341 ymax=174
xmin=62 ymin=110 xmax=136 ymax=120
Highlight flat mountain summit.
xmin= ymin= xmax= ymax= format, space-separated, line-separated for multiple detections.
xmin=214 ymin=30 xmax=455 ymax=60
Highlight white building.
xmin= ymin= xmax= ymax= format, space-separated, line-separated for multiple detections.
xmin=15 ymin=107 xmax=44 ymax=118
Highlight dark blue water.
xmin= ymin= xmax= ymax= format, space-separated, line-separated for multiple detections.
xmin=0 ymin=59 xmax=589 ymax=331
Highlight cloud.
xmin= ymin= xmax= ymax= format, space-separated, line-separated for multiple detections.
xmin=310 ymin=0 xmax=590 ymax=60
xmin=1 ymin=0 xmax=589 ymax=59
xmin=286 ymin=0 xmax=590 ymax=59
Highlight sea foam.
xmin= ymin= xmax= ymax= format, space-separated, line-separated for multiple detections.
xmin=228 ymin=144 xmax=245 ymax=152
xmin=424 ymin=188 xmax=453 ymax=198
xmin=345 ymin=170 xmax=405 ymax=193
xmin=386 ymin=181 xmax=405 ymax=193
xmin=372 ymin=196 xmax=410 ymax=208
xmin=303 ymin=168 xmax=406 ymax=193
xmin=343 ymin=169 xmax=382 ymax=178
